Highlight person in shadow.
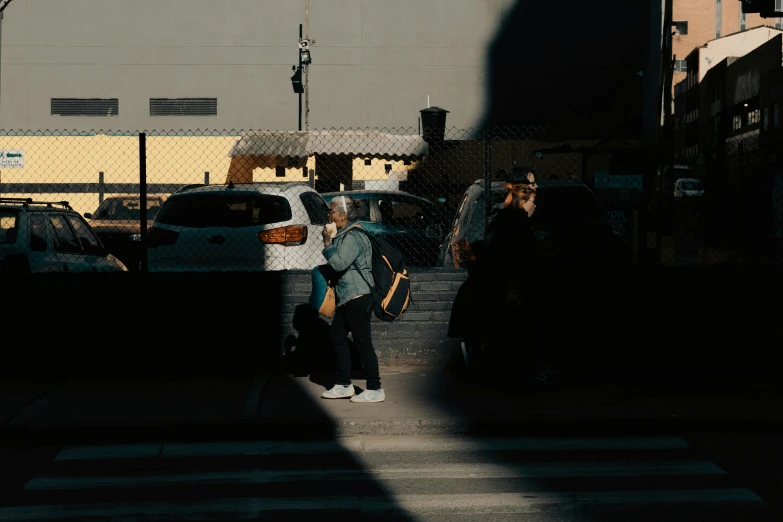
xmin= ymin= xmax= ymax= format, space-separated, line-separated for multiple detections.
xmin=447 ymin=239 xmax=487 ymax=375
xmin=484 ymin=167 xmax=560 ymax=385
xmin=282 ymin=304 xmax=365 ymax=383
xmin=448 ymin=167 xmax=557 ymax=387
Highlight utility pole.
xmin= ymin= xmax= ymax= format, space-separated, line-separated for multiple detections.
xmin=291 ymin=2 xmax=313 ymax=131
xmin=0 ymin=0 xmax=17 ymax=120
xmin=298 ymin=24 xmax=303 ymax=131
xmin=303 ymin=0 xmax=311 ymax=131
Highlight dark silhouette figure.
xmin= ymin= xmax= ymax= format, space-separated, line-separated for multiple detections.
xmin=449 ymin=167 xmax=558 ymax=387
xmin=282 ymin=304 xmax=365 ymax=384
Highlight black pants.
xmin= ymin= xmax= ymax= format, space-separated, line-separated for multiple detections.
xmin=331 ymin=294 xmax=381 ymax=390
xmin=484 ymin=273 xmax=547 ymax=376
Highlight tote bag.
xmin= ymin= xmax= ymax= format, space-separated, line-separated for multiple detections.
xmin=309 ymin=264 xmax=336 ymax=319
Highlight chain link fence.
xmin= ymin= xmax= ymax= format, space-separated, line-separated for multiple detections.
xmin=0 ymin=127 xmax=700 ymax=274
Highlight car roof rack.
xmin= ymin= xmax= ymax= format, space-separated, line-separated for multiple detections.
xmin=0 ymin=197 xmax=72 ymax=209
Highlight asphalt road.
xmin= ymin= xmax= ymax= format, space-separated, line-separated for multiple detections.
xmin=1 ymin=432 xmax=781 ymax=521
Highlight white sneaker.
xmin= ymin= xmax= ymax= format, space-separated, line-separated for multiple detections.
xmin=350 ymin=389 xmax=385 ymax=403
xmin=321 ymin=384 xmax=355 ymax=399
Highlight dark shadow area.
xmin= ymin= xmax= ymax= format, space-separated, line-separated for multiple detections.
xmin=479 ymin=0 xmax=650 ymax=139
xmin=282 ymin=304 xmax=365 ymax=389
xmin=449 ymin=263 xmax=782 ymax=393
xmin=1 ymin=272 xmax=285 ymax=380
xmin=0 ymin=273 xmax=415 ymax=521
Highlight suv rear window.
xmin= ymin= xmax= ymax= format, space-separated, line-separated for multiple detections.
xmin=156 ymin=194 xmax=293 ymax=228
xmin=299 ymin=192 xmax=330 ymax=225
xmin=0 ymin=210 xmax=19 ymax=244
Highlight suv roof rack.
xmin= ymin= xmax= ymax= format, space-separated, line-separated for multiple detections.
xmin=0 ymin=197 xmax=72 ymax=210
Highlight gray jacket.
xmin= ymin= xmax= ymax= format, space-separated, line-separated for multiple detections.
xmin=323 ymin=222 xmax=374 ymax=305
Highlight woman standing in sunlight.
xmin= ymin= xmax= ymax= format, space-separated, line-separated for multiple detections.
xmin=319 ymin=196 xmax=385 ymax=403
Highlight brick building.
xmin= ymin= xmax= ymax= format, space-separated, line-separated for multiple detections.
xmin=672 ymin=0 xmax=779 ymax=90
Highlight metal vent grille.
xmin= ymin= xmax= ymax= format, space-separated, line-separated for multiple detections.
xmin=150 ymin=98 xmax=217 ymax=116
xmin=51 ymin=98 xmax=119 ymax=116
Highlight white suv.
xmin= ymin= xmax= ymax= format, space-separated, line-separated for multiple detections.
xmin=143 ymin=182 xmax=331 ymax=272
xmin=0 ymin=198 xmax=128 ymax=274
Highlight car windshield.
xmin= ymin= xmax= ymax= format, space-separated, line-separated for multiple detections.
xmin=155 ymin=193 xmax=293 ymax=228
xmin=0 ymin=210 xmax=18 ymax=244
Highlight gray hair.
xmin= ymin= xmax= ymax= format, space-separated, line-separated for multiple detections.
xmin=333 ymin=195 xmax=364 ymax=222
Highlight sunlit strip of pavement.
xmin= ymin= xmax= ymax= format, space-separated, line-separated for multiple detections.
xmin=53 ymin=435 xmax=691 ymax=461
xmin=0 ymin=490 xmax=766 ymax=520
xmin=23 ymin=460 xmax=727 ymax=491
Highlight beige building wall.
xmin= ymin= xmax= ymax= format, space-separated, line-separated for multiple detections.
xmin=0 ymin=132 xmax=421 ymax=215
xmin=694 ymin=27 xmax=783 ymax=81
xmin=0 ymin=0 xmax=513 ymax=132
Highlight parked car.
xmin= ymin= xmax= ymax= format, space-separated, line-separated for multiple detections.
xmin=439 ymin=179 xmax=629 ymax=270
xmin=84 ymin=194 xmax=167 ymax=271
xmin=321 ymin=190 xmax=454 ymax=267
xmin=142 ymin=182 xmax=331 ymax=272
xmin=0 ymin=198 xmax=128 ymax=274
xmin=673 ymin=177 xmax=704 ymax=202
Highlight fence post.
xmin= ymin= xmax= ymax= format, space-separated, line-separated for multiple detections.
xmin=139 ymin=133 xmax=148 ymax=273
xmin=204 ymin=171 xmax=210 ymax=185
xmin=98 ymin=171 xmax=105 ymax=204
xmin=484 ymin=130 xmax=492 ymax=234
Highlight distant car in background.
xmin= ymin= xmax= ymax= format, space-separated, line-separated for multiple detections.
xmin=321 ymin=190 xmax=454 ymax=267
xmin=84 ymin=194 xmax=167 ymax=270
xmin=440 ymin=179 xmax=629 ymax=270
xmin=673 ymin=178 xmax=705 ymax=202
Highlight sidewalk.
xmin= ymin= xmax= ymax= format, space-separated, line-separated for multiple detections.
xmin=1 ymin=368 xmax=782 ymax=445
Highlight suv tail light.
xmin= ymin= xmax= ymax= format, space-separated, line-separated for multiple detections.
xmin=258 ymin=225 xmax=308 ymax=246
xmin=451 ymin=238 xmax=475 ymax=269
xmin=147 ymin=226 xmax=179 ymax=246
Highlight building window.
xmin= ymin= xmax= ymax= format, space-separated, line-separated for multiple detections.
xmin=764 ymin=107 xmax=770 ymax=130
xmin=715 ymin=0 xmax=722 ymax=39
xmin=777 ymin=1 xmax=783 ymax=29
xmin=51 ymin=98 xmax=118 ymax=116
xmin=748 ymin=109 xmax=760 ymax=125
xmin=740 ymin=2 xmax=747 ymax=31
xmin=150 ymin=98 xmax=217 ymax=116
xmin=275 ymin=166 xmax=286 ymax=178
xmin=673 ymin=21 xmax=689 ymax=35
xmin=674 ymin=59 xmax=688 ymax=72
xmin=733 ymin=114 xmax=742 ymax=130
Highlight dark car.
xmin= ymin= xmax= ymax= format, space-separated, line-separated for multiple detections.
xmin=321 ymin=190 xmax=454 ymax=267
xmin=440 ymin=179 xmax=629 ymax=270
xmin=84 ymin=194 xmax=167 ymax=270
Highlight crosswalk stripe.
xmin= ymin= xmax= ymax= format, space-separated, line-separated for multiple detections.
xmin=54 ymin=436 xmax=690 ymax=461
xmin=0 ymin=489 xmax=765 ymax=520
xmin=23 ymin=460 xmax=726 ymax=491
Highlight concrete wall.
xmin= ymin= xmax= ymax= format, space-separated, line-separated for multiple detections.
xmin=0 ymin=0 xmax=510 ymax=131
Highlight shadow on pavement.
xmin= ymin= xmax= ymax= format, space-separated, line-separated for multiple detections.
xmin=0 ymin=271 xmax=416 ymax=521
